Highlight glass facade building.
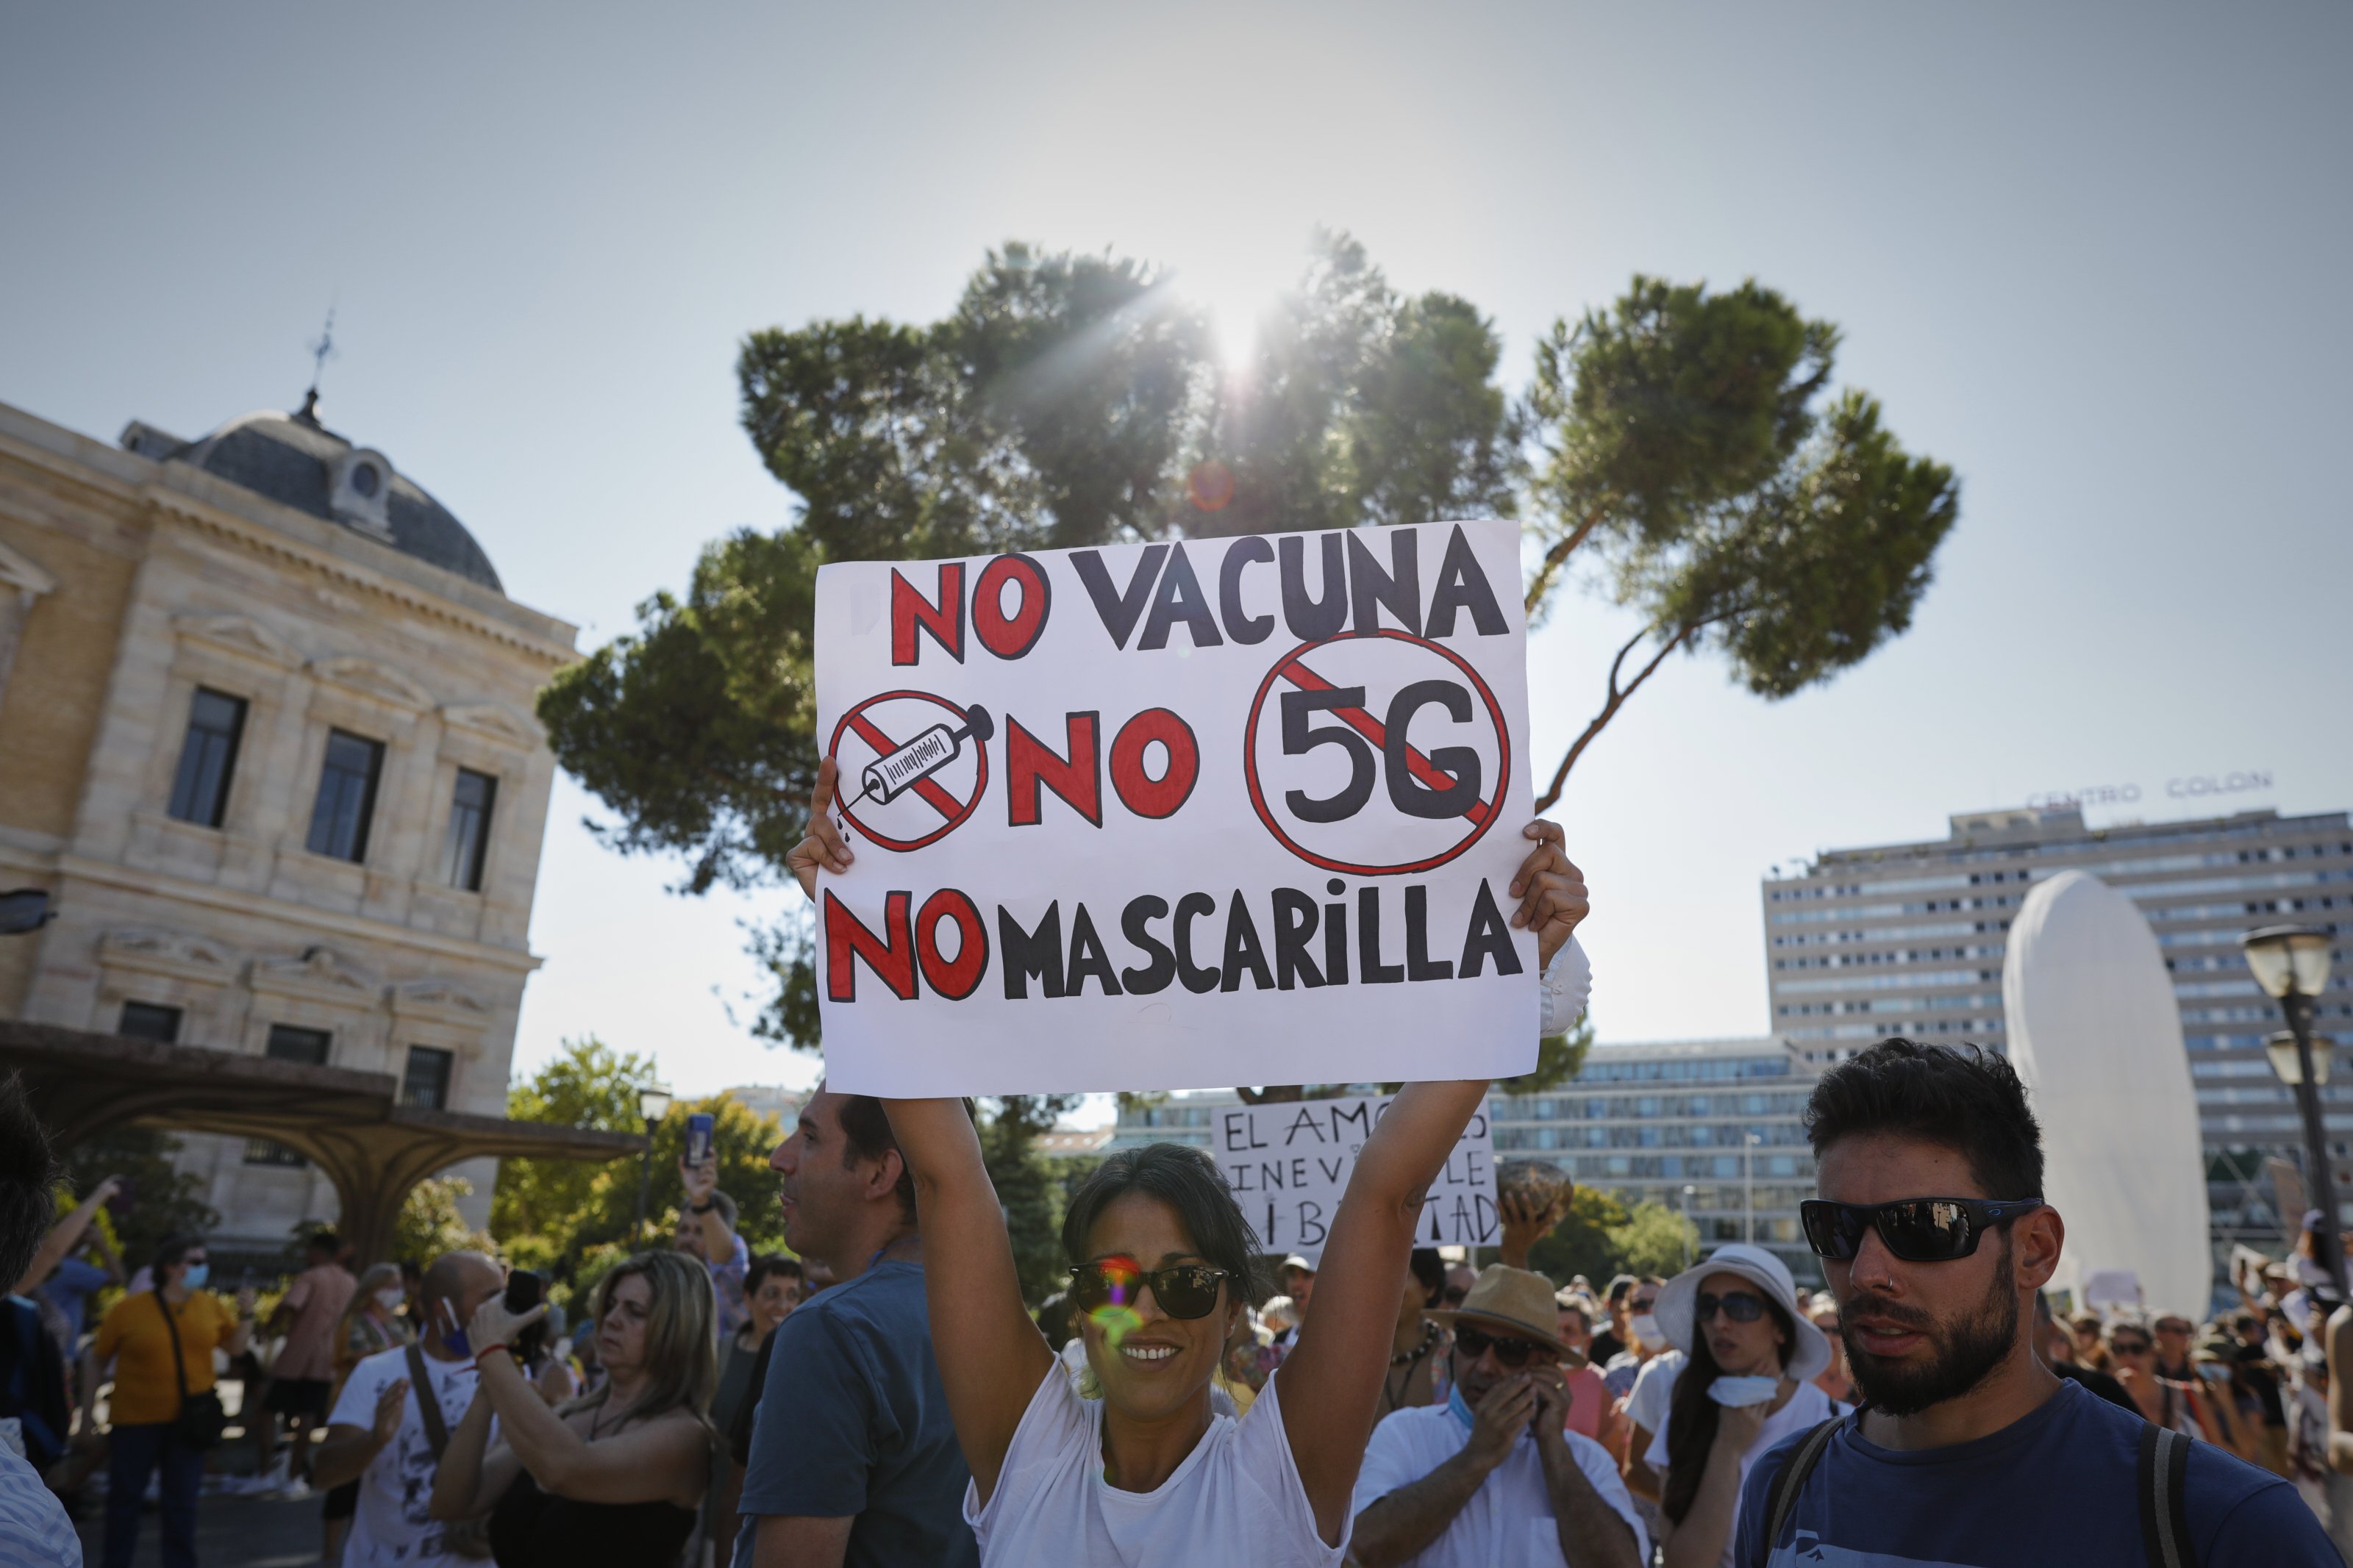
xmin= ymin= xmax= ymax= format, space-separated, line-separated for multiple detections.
xmin=1763 ymin=803 xmax=2353 ymax=1242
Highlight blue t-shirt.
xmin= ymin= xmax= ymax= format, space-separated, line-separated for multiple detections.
xmin=40 ymin=1259 xmax=108 ymax=1342
xmin=735 ymin=1259 xmax=977 ymax=1568
xmin=1735 ymin=1377 xmax=2338 ymax=1567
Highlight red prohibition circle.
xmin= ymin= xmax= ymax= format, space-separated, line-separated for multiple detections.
xmin=828 ymin=689 xmax=990 ymax=853
xmin=1242 ymin=630 xmax=1511 ymax=876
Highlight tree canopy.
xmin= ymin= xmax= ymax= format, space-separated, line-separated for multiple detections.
xmin=540 ymin=237 xmax=1957 ymax=1070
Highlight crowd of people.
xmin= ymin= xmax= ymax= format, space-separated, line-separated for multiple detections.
xmin=0 ymin=783 xmax=2346 ymax=1565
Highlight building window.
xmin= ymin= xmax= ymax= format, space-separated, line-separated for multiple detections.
xmin=246 ymin=1025 xmax=334 ymax=1164
xmin=166 ymin=688 xmax=247 ymax=828
xmin=440 ymin=768 xmax=497 ymax=892
xmin=401 ymin=1045 xmax=454 ymax=1109
xmin=306 ymin=729 xmax=385 ymax=863
xmin=117 ymin=1001 xmax=182 ymax=1042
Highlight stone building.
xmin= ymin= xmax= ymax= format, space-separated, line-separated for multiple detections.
xmin=0 ymin=393 xmax=575 ymax=1253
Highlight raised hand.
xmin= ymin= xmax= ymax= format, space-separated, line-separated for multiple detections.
xmin=1465 ymin=1375 xmax=1538 ymax=1473
xmin=1508 ymin=821 xmax=1589 ymax=970
xmin=786 ymin=757 xmax=854 ymax=900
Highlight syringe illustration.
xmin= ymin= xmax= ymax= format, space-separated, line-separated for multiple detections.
xmin=837 ymin=704 xmax=996 ymax=822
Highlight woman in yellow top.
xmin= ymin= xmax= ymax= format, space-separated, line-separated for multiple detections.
xmin=93 ymin=1234 xmax=255 ymax=1568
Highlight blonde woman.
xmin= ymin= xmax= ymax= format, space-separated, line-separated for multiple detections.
xmin=322 ymin=1262 xmax=411 ymax=1565
xmin=429 ymin=1251 xmax=715 ymax=1568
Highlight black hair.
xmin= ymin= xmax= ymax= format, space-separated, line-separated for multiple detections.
xmin=746 ymin=1253 xmax=801 ymax=1295
xmin=1804 ymin=1038 xmax=2043 ymax=1200
xmin=838 ymin=1095 xmax=976 ymax=1225
xmin=1409 ymin=1248 xmax=1446 ymax=1309
xmin=1060 ymin=1142 xmax=1268 ymax=1309
xmin=151 ymin=1233 xmax=199 ymax=1274
xmin=0 ymin=1074 xmax=57 ymax=1290
xmin=1604 ymin=1273 xmax=1635 ymax=1306
xmin=1660 ymin=1288 xmax=1799 ymax=1525
xmin=306 ymin=1229 xmax=342 ymax=1256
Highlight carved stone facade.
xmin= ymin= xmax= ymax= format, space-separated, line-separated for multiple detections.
xmin=0 ymin=398 xmax=576 ymax=1251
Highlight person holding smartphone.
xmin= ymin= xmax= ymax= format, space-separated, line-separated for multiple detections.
xmin=429 ymin=1250 xmax=715 ymax=1568
xmin=678 ymin=1133 xmax=750 ymax=1342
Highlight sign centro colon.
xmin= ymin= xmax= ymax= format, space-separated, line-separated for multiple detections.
xmin=2023 ymin=771 xmax=2274 ymax=810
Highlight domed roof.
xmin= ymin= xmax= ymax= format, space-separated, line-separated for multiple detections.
xmin=163 ymin=401 xmax=503 ymax=594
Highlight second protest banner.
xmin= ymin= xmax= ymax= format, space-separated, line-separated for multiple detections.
xmin=1213 ymin=1092 xmax=1499 ymax=1261
xmin=813 ymin=518 xmax=1536 ymax=1095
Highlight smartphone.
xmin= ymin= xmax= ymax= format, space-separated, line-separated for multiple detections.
xmin=686 ymin=1112 xmax=715 ymax=1167
xmin=104 ymin=1178 xmax=135 ymax=1217
xmin=505 ymin=1270 xmax=548 ymax=1362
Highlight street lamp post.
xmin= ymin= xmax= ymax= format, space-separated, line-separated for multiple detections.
xmin=1681 ymin=1184 xmax=1698 ymax=1271
xmin=632 ymin=1081 xmax=674 ymax=1250
xmin=1744 ymin=1134 xmax=1762 ymax=1245
xmin=2242 ymin=925 xmax=2343 ymax=1295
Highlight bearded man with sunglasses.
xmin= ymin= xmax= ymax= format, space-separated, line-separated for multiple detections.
xmin=1734 ymin=1038 xmax=2333 ymax=1567
xmin=1351 ymin=1265 xmax=1646 ymax=1568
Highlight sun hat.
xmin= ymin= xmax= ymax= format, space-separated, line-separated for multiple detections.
xmin=1654 ymin=1243 xmax=1832 ymax=1383
xmin=1430 ymin=1264 xmax=1579 ymax=1362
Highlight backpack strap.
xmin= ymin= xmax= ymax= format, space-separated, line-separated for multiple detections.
xmin=406 ymin=1342 xmax=451 ymax=1461
xmin=2138 ymin=1421 xmax=2198 ymax=1568
xmin=154 ymin=1289 xmax=193 ymax=1414
xmin=1762 ymin=1403 xmax=1860 ymax=1554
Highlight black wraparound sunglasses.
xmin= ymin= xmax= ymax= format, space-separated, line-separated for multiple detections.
xmin=1452 ymin=1322 xmax=1557 ymax=1367
xmin=1070 ymin=1259 xmax=1231 ymax=1320
xmin=1801 ymin=1197 xmax=2043 ymax=1263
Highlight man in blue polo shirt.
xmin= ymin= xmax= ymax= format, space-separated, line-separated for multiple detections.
xmin=1736 ymin=1039 xmax=2332 ymax=1567
xmin=735 ymin=1085 xmax=978 ymax=1568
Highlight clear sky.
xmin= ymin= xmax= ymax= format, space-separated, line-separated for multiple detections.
xmin=5 ymin=3 xmax=2347 ymax=1116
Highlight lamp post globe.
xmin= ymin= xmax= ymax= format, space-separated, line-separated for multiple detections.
xmin=633 ymin=1081 xmax=674 ymax=1250
xmin=2243 ymin=926 xmax=2344 ymax=1293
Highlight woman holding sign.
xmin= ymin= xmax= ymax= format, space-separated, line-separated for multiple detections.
xmin=788 ymin=759 xmax=1590 ymax=1564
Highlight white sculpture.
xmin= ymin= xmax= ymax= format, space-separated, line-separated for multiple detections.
xmin=2005 ymin=870 xmax=2213 ymax=1318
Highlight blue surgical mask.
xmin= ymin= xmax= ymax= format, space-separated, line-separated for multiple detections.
xmin=436 ymin=1297 xmax=471 ymax=1358
xmin=182 ymin=1264 xmax=210 ymax=1290
xmin=1448 ymin=1383 xmax=1477 ymax=1433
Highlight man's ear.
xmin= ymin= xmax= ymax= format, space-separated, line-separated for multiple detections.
xmin=868 ymin=1146 xmax=907 ymax=1204
xmin=2015 ymin=1207 xmax=2065 ymax=1291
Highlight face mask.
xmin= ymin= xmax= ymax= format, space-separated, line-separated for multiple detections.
xmin=376 ymin=1289 xmax=406 ymax=1313
xmin=435 ymin=1297 xmax=471 ymax=1358
xmin=1447 ymin=1383 xmax=1477 ymax=1433
xmin=1632 ymin=1312 xmax=1664 ymax=1350
xmin=182 ymin=1264 xmax=210 ymax=1291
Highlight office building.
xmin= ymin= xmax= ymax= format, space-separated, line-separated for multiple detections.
xmin=1763 ymin=804 xmax=2353 ymax=1237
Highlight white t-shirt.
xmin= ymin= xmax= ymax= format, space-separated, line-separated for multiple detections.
xmin=1624 ymin=1349 xmax=1685 ymax=1441
xmin=327 ymin=1343 xmax=485 ymax=1567
xmin=1352 ymin=1403 xmax=1646 ymax=1567
xmin=965 ymin=1362 xmax=1345 ymax=1567
xmin=1643 ymin=1380 xmax=1840 ymax=1568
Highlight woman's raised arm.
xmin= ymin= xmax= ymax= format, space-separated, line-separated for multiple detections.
xmin=882 ymin=1098 xmax=1057 ymax=1506
xmin=1277 ymin=822 xmax=1589 ymax=1543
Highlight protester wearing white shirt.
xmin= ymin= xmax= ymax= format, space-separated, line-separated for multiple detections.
xmin=1643 ymin=1245 xmax=1839 ymax=1568
xmin=1352 ymin=1267 xmax=1645 ymax=1568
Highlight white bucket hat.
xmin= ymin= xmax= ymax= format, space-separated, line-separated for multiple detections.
xmin=1654 ymin=1243 xmax=1832 ymax=1383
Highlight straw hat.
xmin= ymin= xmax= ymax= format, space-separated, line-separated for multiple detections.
xmin=1654 ymin=1243 xmax=1832 ymax=1383
xmin=1430 ymin=1264 xmax=1580 ymax=1363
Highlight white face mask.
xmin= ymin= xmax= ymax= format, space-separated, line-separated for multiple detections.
xmin=375 ymin=1289 xmax=406 ymax=1313
xmin=1632 ymin=1312 xmax=1665 ymax=1350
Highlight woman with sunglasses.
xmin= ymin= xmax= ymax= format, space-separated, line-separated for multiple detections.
xmin=2106 ymin=1314 xmax=2213 ymax=1439
xmin=860 ymin=820 xmax=1590 ymax=1566
xmin=1645 ymin=1243 xmax=1838 ymax=1568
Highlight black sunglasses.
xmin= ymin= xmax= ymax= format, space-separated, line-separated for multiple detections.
xmin=1452 ymin=1322 xmax=1557 ymax=1368
xmin=2110 ymin=1338 xmax=2154 ymax=1356
xmin=1695 ymin=1290 xmax=1768 ymax=1324
xmin=1801 ymin=1197 xmax=2043 ymax=1263
xmin=1071 ymin=1259 xmax=1231 ymax=1320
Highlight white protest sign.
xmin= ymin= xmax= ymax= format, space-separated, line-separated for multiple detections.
xmin=1213 ymin=1093 xmax=1498 ymax=1261
xmin=813 ymin=518 xmax=1536 ymax=1095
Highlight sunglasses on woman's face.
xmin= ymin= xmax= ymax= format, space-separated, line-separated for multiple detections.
xmin=1070 ymin=1259 xmax=1230 ymax=1320
xmin=2111 ymin=1338 xmax=2154 ymax=1356
xmin=1453 ymin=1322 xmax=1557 ymax=1368
xmin=1800 ymin=1197 xmax=2044 ymax=1263
xmin=1694 ymin=1290 xmax=1768 ymax=1325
